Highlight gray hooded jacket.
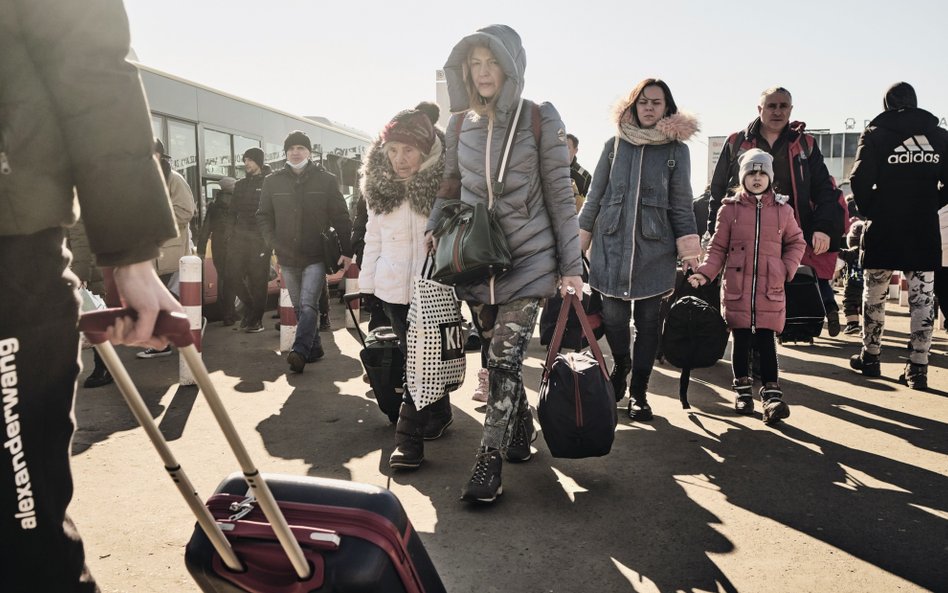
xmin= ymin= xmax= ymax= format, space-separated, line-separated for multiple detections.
xmin=426 ymin=25 xmax=582 ymax=304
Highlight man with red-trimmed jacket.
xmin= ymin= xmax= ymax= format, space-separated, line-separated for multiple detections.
xmin=709 ymin=86 xmax=844 ymax=336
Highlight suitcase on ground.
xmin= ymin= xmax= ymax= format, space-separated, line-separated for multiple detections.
xmin=345 ymin=293 xmax=403 ymax=423
xmin=79 ymin=309 xmax=445 ymax=593
xmin=780 ymin=264 xmax=825 ymax=344
xmin=187 ymin=473 xmax=444 ymax=593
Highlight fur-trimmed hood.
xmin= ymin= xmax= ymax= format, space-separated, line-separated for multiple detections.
xmin=360 ymin=128 xmax=445 ymax=217
xmin=612 ymin=93 xmax=700 ymax=142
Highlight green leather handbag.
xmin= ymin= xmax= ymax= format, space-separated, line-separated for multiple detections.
xmin=431 ymin=200 xmax=511 ymax=285
xmin=430 ymin=98 xmax=528 ymax=286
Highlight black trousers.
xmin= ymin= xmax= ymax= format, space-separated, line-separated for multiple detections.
xmin=0 ymin=228 xmax=98 ymax=592
xmin=732 ymin=328 xmax=779 ymax=385
xmin=225 ymin=231 xmax=270 ymax=326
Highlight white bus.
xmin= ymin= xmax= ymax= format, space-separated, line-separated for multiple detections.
xmin=138 ymin=63 xmax=371 ymax=307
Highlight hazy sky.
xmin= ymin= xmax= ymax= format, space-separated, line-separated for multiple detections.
xmin=123 ymin=0 xmax=947 ymax=193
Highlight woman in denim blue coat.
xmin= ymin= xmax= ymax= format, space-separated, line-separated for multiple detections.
xmin=578 ymin=78 xmax=701 ymax=421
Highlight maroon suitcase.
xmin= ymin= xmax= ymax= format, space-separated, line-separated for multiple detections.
xmin=80 ymin=309 xmax=446 ymax=593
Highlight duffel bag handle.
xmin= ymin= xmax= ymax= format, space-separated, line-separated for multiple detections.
xmin=542 ymin=291 xmax=610 ymax=384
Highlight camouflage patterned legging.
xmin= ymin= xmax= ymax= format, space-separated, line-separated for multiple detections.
xmin=862 ymin=269 xmax=935 ymax=364
xmin=468 ymin=298 xmax=541 ymax=451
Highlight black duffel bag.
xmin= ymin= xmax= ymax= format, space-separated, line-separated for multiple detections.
xmin=538 ymin=292 xmax=617 ymax=459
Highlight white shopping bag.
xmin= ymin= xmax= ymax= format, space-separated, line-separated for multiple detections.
xmin=406 ymin=271 xmax=466 ymax=410
xmin=939 ymin=204 xmax=948 ymax=267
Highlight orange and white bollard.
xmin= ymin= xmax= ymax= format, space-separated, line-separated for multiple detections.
xmin=344 ymin=263 xmax=360 ymax=329
xmin=899 ymin=274 xmax=909 ymax=306
xmin=279 ymin=276 xmax=297 ymax=353
xmin=888 ymin=272 xmax=901 ymax=301
xmin=178 ymin=255 xmax=203 ymax=386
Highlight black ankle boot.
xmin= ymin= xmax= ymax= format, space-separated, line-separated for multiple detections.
xmin=610 ymin=355 xmax=632 ymax=402
xmin=83 ymin=365 xmax=113 ymax=389
xmin=390 ymin=402 xmax=424 ymax=470
xmin=423 ymin=395 xmax=454 ymax=440
xmin=628 ymin=370 xmax=653 ymax=421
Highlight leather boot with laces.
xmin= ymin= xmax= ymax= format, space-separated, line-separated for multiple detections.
xmin=472 ymin=368 xmax=489 ymax=402
xmin=760 ymin=383 xmax=790 ymax=425
xmin=504 ymin=407 xmax=536 ymax=462
xmin=460 ymin=447 xmax=503 ymax=503
xmin=733 ymin=377 xmax=754 ymax=415
xmin=610 ymin=355 xmax=632 ymax=402
xmin=389 ymin=402 xmax=424 ymax=470
xmin=627 ymin=371 xmax=653 ymax=421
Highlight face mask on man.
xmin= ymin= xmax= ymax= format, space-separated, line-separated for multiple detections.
xmin=288 ymin=159 xmax=308 ymax=170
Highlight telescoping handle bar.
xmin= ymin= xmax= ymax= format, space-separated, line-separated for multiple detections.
xmin=79 ymin=308 xmax=312 ymax=580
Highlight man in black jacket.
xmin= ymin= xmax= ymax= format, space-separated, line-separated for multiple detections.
xmin=228 ymin=149 xmax=272 ymax=332
xmin=257 ymin=131 xmax=352 ymax=373
xmin=709 ymin=87 xmax=843 ymax=336
xmin=848 ymin=82 xmax=948 ymax=390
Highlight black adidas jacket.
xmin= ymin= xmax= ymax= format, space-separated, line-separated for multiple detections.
xmin=850 ymin=108 xmax=948 ymax=270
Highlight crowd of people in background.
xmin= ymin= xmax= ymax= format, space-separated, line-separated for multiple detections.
xmin=5 ymin=4 xmax=946 ymax=589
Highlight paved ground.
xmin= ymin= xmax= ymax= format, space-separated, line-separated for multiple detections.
xmin=69 ymin=294 xmax=947 ymax=593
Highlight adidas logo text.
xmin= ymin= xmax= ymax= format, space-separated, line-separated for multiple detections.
xmin=887 ymin=134 xmax=941 ymax=164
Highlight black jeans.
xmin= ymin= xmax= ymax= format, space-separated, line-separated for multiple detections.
xmin=225 ymin=231 xmax=270 ymax=326
xmin=732 ymin=328 xmax=778 ymax=384
xmin=600 ymin=293 xmax=663 ymax=373
xmin=0 ymin=228 xmax=98 ymax=592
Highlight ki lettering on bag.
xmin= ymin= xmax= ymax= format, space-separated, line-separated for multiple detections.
xmin=439 ymin=322 xmax=464 ymax=361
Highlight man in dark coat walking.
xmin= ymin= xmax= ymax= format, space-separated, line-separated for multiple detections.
xmin=848 ymin=82 xmax=948 ymax=389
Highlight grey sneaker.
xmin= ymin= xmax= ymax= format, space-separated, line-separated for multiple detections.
xmin=245 ymin=322 xmax=264 ymax=333
xmin=460 ymin=448 xmax=503 ymax=503
xmin=504 ymin=408 xmax=536 ymax=462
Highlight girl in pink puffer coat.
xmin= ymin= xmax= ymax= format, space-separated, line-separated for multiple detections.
xmin=689 ymin=149 xmax=806 ymax=424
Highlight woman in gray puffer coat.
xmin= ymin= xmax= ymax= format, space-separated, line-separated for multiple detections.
xmin=578 ymin=78 xmax=701 ymax=422
xmin=426 ymin=24 xmax=584 ymax=504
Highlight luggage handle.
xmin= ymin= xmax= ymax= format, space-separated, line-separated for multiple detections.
xmin=218 ymin=519 xmax=341 ymax=550
xmin=343 ymin=292 xmax=368 ymax=346
xmin=542 ymin=292 xmax=610 ymax=384
xmin=79 ymin=308 xmax=313 ymax=581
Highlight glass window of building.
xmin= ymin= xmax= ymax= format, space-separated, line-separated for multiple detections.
xmin=151 ymin=115 xmax=163 ymax=143
xmin=845 ymin=133 xmax=860 ymax=158
xmin=168 ymin=119 xmax=199 ymax=196
xmin=831 ymin=134 xmax=843 ymax=159
xmin=204 ymin=129 xmax=232 ymax=177
xmin=233 ymin=135 xmax=261 ymax=178
xmin=265 ymin=141 xmax=285 ymax=169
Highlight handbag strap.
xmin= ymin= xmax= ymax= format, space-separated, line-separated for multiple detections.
xmin=420 ymin=252 xmax=435 ymax=280
xmin=487 ymin=98 xmax=526 ymax=207
xmin=542 ymin=292 xmax=609 ymax=383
